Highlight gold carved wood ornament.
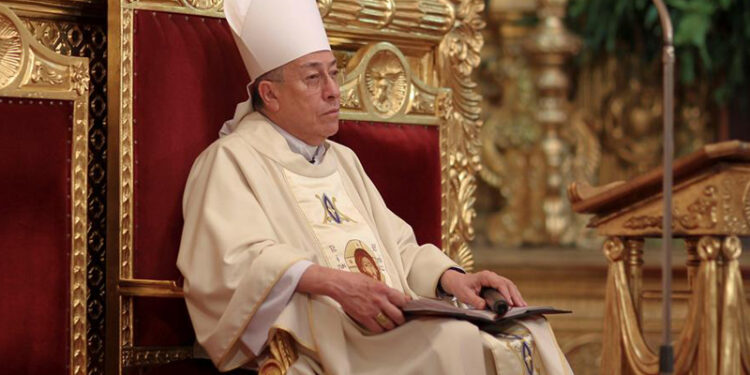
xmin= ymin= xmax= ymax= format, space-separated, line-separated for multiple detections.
xmin=570 ymin=141 xmax=750 ymax=374
xmin=0 ymin=4 xmax=90 ymax=375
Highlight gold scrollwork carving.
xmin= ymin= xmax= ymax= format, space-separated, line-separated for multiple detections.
xmin=122 ymin=346 xmax=193 ymax=367
xmin=325 ymin=0 xmax=395 ymax=29
xmin=720 ymin=176 xmax=749 ymax=234
xmin=120 ymin=8 xmax=135 ymax=281
xmin=623 ymin=185 xmax=719 ymax=231
xmin=679 ymin=185 xmax=718 ymax=230
xmin=124 ymin=0 xmax=224 ymax=14
xmin=30 ymin=59 xmax=65 ymax=85
xmin=184 ymin=0 xmax=222 ymax=11
xmin=437 ymin=0 xmax=485 ymax=270
xmin=323 ymin=0 xmax=454 ymax=39
xmin=410 ymin=89 xmax=435 ymax=115
xmin=341 ymin=87 xmax=361 ymax=110
xmin=117 ymin=7 xmax=136 ymax=356
xmin=0 ymin=14 xmax=23 ymax=89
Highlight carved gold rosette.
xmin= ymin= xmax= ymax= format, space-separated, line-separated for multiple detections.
xmin=0 ymin=4 xmax=89 ymax=375
xmin=109 ymin=0 xmax=484 ymax=372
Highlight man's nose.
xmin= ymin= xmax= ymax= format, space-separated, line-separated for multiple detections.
xmin=323 ymin=73 xmax=340 ymax=101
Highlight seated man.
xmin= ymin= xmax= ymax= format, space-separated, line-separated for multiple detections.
xmin=177 ymin=0 xmax=572 ymax=374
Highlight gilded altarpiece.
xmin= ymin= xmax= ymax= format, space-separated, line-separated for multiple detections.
xmin=479 ymin=0 xmax=600 ymax=248
xmin=475 ymin=1 xmax=718 ymax=373
xmin=477 ymin=0 xmax=715 ymax=248
xmin=3 ymin=1 xmax=108 ymax=374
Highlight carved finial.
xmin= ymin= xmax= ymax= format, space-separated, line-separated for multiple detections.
xmin=696 ymin=236 xmax=720 ymax=261
xmin=602 ymin=237 xmax=625 ymax=262
xmin=722 ymin=236 xmax=742 ymax=260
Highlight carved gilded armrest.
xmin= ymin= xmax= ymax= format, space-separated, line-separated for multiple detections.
xmin=118 ymin=278 xmax=184 ymax=298
xmin=259 ymin=331 xmax=298 ymax=375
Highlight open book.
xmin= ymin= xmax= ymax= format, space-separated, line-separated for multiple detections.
xmin=402 ymin=298 xmax=571 ymax=326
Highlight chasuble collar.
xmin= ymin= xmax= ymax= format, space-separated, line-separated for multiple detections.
xmin=234 ymin=112 xmax=337 ymax=177
xmin=267 ymin=120 xmax=326 ymax=165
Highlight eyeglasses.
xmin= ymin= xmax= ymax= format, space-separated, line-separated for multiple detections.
xmin=294 ymin=68 xmax=342 ymax=92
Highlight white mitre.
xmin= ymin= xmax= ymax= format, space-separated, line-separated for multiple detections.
xmin=220 ymin=0 xmax=331 ymax=136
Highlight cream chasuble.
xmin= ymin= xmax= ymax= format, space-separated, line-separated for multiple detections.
xmin=177 ymin=112 xmax=572 ymax=374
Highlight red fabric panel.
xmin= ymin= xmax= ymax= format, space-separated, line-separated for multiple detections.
xmin=132 ymin=10 xmax=249 ymax=348
xmin=0 ymin=98 xmax=72 ymax=374
xmin=132 ymin=11 xmax=248 ymax=281
xmin=331 ymin=121 xmax=442 ymax=247
xmin=131 ymin=10 xmax=248 ymax=352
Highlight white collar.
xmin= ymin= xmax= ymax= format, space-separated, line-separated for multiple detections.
xmin=267 ymin=120 xmax=326 ymax=165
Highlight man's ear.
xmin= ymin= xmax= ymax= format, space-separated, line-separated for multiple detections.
xmin=258 ymin=81 xmax=280 ymax=112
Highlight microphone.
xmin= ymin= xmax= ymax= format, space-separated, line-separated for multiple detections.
xmin=480 ymin=287 xmax=510 ymax=316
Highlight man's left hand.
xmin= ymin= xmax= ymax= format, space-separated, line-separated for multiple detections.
xmin=438 ymin=269 xmax=527 ymax=309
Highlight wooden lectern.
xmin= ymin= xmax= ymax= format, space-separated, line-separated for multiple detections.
xmin=569 ymin=140 xmax=750 ymax=374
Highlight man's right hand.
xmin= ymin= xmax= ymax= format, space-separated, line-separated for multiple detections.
xmin=296 ymin=264 xmax=410 ymax=333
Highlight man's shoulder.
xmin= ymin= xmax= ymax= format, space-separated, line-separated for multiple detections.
xmin=190 ymin=131 xmax=262 ymax=172
xmin=326 ymin=139 xmax=359 ymax=163
xmin=203 ymin=131 xmax=257 ymax=157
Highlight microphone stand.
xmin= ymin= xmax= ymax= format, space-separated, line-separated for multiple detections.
xmin=652 ymin=1 xmax=675 ymax=374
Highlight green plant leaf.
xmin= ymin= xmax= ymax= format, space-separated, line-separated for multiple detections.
xmin=645 ymin=5 xmax=659 ymax=27
xmin=666 ymin=0 xmax=716 ymax=14
xmin=674 ymin=13 xmax=711 ymax=47
xmin=679 ymin=49 xmax=696 ymax=84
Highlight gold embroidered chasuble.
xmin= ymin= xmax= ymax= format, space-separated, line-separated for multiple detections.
xmin=177 ymin=113 xmax=571 ymax=374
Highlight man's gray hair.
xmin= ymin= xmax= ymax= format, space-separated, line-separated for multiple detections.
xmin=250 ymin=66 xmax=284 ymax=110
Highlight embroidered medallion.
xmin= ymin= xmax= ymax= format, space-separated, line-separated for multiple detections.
xmin=344 ymin=239 xmax=384 ymax=282
xmin=317 ymin=193 xmax=354 ymax=224
xmin=283 ymin=168 xmax=397 ymax=288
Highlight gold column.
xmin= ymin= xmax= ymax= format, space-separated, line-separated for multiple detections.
xmin=524 ymin=0 xmax=581 ymax=245
xmin=479 ymin=1 xmax=546 ymax=247
xmin=625 ymin=237 xmax=645 ymax=325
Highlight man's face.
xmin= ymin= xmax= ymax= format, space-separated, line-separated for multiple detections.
xmin=263 ymin=50 xmax=340 ymax=146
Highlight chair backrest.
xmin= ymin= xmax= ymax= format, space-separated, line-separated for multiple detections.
xmin=0 ymin=5 xmax=90 ymax=375
xmin=106 ymin=1 xmax=485 ymax=373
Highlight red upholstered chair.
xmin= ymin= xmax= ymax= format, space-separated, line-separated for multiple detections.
xmin=0 ymin=5 xmax=90 ymax=375
xmin=106 ymin=1 xmax=484 ymax=374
